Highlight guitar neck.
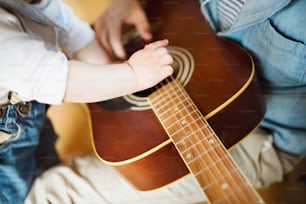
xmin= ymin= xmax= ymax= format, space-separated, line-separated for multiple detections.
xmin=148 ymin=79 xmax=263 ymax=204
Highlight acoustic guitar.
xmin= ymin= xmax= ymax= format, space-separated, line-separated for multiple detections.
xmin=88 ymin=0 xmax=265 ymax=203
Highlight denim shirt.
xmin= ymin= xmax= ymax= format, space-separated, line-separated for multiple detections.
xmin=200 ymin=0 xmax=306 ymax=155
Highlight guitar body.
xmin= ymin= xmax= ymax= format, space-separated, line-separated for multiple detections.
xmin=89 ymin=0 xmax=265 ymax=191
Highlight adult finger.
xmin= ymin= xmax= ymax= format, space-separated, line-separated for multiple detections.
xmin=108 ymin=25 xmax=126 ymax=59
xmin=133 ymin=12 xmax=152 ymax=41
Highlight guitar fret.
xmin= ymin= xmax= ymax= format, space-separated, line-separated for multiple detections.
xmin=155 ymin=101 xmax=191 ymax=122
xmin=200 ymin=168 xmax=252 ymax=204
xmin=214 ymin=183 xmax=258 ymax=204
xmin=186 ymin=157 xmax=244 ymax=203
xmin=191 ymin=153 xmax=261 ymax=204
xmin=181 ymin=146 xmax=239 ymax=197
xmin=184 ymin=142 xmax=223 ymax=166
xmin=208 ymin=181 xmax=261 ymax=204
xmin=175 ymin=126 xmax=214 ymax=147
xmin=151 ymin=82 xmax=191 ymax=107
xmin=150 ymin=86 xmax=186 ymax=109
xmin=192 ymin=154 xmax=232 ymax=177
xmin=200 ymin=168 xmax=240 ymax=191
xmin=213 ymin=141 xmax=233 ymax=163
xmin=204 ymin=182 xmax=248 ymax=204
xmin=148 ymin=82 xmax=174 ymax=102
xmin=181 ymin=140 xmax=253 ymax=203
xmin=164 ymin=110 xmax=203 ymax=135
xmin=168 ymin=120 xmax=214 ymax=148
xmin=154 ymin=95 xmax=187 ymax=115
xmin=163 ymin=106 xmax=198 ymax=127
xmin=179 ymin=135 xmax=213 ymax=156
xmin=148 ymin=79 xmax=263 ymax=204
xmin=150 ymin=83 xmax=205 ymax=135
xmin=156 ymin=97 xmax=192 ymax=120
xmin=170 ymin=119 xmax=204 ymax=143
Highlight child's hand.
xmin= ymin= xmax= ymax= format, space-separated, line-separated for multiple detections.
xmin=127 ymin=39 xmax=174 ymax=91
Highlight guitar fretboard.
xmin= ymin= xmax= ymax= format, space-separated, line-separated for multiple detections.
xmin=148 ymin=78 xmax=263 ymax=204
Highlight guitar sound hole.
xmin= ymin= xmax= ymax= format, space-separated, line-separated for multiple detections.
xmin=98 ymin=45 xmax=193 ymax=111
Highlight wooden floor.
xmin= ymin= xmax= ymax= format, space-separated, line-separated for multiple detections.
xmin=55 ymin=1 xmax=306 ymax=203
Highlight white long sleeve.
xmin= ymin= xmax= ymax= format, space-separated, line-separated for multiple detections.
xmin=0 ymin=0 xmax=94 ymax=104
xmin=0 ymin=7 xmax=68 ymax=104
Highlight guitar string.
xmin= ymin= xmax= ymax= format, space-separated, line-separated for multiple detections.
xmin=168 ymin=78 xmax=257 ymax=203
xmin=167 ymin=77 xmax=257 ymax=202
xmin=168 ymin=77 xmax=259 ymax=203
xmin=149 ymin=77 xmax=234 ymax=203
xmin=163 ymin=77 xmax=246 ymax=203
xmin=151 ymin=79 xmax=237 ymax=203
xmin=149 ymin=76 xmax=255 ymax=203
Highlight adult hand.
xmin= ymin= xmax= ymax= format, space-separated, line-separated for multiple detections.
xmin=94 ymin=0 xmax=152 ymax=59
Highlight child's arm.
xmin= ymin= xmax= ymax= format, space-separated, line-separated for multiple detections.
xmin=64 ymin=39 xmax=173 ymax=103
xmin=0 ymin=4 xmax=171 ymax=105
xmin=71 ymin=38 xmax=112 ymax=65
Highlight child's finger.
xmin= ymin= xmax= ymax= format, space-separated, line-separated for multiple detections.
xmin=159 ymin=54 xmax=174 ymax=66
xmin=156 ymin=47 xmax=169 ymax=57
xmin=145 ymin=39 xmax=169 ymax=50
xmin=159 ymin=65 xmax=174 ymax=78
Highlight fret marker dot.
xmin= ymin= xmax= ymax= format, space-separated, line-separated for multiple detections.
xmin=181 ymin=120 xmax=186 ymax=125
xmin=208 ymin=139 xmax=214 ymax=144
xmin=221 ymin=183 xmax=229 ymax=190
xmin=173 ymin=107 xmax=179 ymax=112
xmin=186 ymin=153 xmax=192 ymax=159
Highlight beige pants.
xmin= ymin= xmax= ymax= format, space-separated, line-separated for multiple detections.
xmin=230 ymin=128 xmax=302 ymax=189
xmin=25 ymin=128 xmax=302 ymax=204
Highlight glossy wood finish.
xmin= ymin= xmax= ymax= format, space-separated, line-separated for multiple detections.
xmin=89 ymin=0 xmax=265 ymax=198
xmin=147 ymin=79 xmax=263 ymax=203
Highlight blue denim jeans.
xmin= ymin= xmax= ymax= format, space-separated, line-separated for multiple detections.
xmin=201 ymin=0 xmax=306 ymax=155
xmin=0 ymin=102 xmax=46 ymax=204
